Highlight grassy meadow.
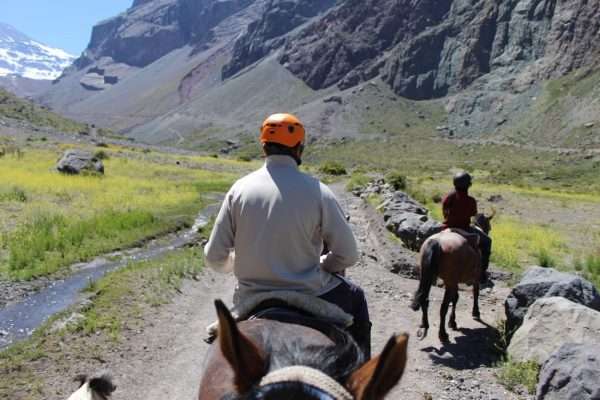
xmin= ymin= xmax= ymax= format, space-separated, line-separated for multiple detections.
xmin=0 ymin=142 xmax=246 ymax=280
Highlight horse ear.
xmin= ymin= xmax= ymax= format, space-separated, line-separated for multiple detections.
xmin=346 ymin=333 xmax=409 ymax=400
xmin=215 ymin=299 xmax=267 ymax=393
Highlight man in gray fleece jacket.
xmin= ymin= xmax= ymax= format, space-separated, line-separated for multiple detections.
xmin=204 ymin=113 xmax=371 ymax=356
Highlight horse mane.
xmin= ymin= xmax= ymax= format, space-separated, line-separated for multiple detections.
xmin=224 ymin=327 xmax=365 ymax=399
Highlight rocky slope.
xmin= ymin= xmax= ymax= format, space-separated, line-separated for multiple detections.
xmin=279 ymin=0 xmax=600 ymax=99
xmin=39 ymin=0 xmax=600 ymax=148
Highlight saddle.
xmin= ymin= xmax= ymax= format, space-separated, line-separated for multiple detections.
xmin=204 ymin=291 xmax=353 ymax=344
xmin=445 ymin=227 xmax=480 ymax=249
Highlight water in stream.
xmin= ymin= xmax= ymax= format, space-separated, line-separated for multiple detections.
xmin=0 ymin=202 xmax=221 ymax=349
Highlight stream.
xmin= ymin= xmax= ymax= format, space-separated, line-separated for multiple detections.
xmin=0 ymin=201 xmax=222 ymax=349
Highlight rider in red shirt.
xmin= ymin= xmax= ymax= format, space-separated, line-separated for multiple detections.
xmin=442 ymin=172 xmax=492 ymax=282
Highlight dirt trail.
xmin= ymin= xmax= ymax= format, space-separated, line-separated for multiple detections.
xmin=80 ymin=185 xmax=522 ymax=400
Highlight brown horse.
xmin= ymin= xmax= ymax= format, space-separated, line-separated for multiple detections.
xmin=410 ymin=213 xmax=493 ymax=342
xmin=198 ymin=300 xmax=409 ymax=400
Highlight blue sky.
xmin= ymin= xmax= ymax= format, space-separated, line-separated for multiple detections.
xmin=2 ymin=0 xmax=132 ymax=55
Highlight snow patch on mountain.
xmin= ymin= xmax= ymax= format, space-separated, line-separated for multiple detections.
xmin=0 ymin=22 xmax=75 ymax=80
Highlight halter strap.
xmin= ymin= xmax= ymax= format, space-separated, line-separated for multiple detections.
xmin=260 ymin=366 xmax=353 ymax=400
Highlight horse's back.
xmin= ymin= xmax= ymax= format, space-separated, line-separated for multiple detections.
xmin=425 ymin=230 xmax=480 ymax=285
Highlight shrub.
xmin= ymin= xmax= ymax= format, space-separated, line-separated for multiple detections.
xmin=94 ymin=150 xmax=109 ymax=160
xmin=431 ymin=192 xmax=443 ymax=203
xmin=536 ymin=248 xmax=558 ymax=268
xmin=237 ymin=155 xmax=252 ymax=162
xmin=319 ymin=161 xmax=347 ymax=176
xmin=385 ymin=171 xmax=407 ymax=190
xmin=498 ymin=359 xmax=540 ymax=394
xmin=346 ymin=173 xmax=370 ymax=192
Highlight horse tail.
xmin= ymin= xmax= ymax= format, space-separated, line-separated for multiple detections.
xmin=410 ymin=238 xmax=441 ymax=311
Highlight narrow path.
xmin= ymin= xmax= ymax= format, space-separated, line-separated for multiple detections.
xmin=60 ymin=185 xmax=524 ymax=400
xmin=332 ymin=183 xmax=522 ymax=400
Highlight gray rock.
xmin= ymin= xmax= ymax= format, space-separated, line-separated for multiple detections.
xmin=536 ymin=343 xmax=600 ymax=400
xmin=505 ymin=266 xmax=600 ymax=332
xmin=56 ymin=150 xmax=104 ymax=175
xmin=50 ymin=312 xmax=85 ymax=333
xmin=507 ymin=297 xmax=600 ymax=364
xmin=323 ymin=95 xmax=343 ymax=104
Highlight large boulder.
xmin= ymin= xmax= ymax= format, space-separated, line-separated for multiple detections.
xmin=507 ymin=297 xmax=600 ymax=364
xmin=56 ymin=150 xmax=104 ymax=175
xmin=505 ymin=266 xmax=600 ymax=332
xmin=536 ymin=342 xmax=600 ymax=400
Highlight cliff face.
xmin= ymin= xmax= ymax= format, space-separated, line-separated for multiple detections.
xmin=277 ymin=0 xmax=600 ymax=100
xmin=222 ymin=0 xmax=336 ymax=79
xmin=75 ymin=0 xmax=254 ymax=69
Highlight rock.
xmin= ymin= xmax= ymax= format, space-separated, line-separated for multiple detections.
xmin=584 ymin=122 xmax=595 ymax=128
xmin=536 ymin=342 xmax=600 ymax=400
xmin=487 ymin=194 xmax=503 ymax=203
xmin=223 ymin=0 xmax=336 ymax=78
xmin=323 ymin=95 xmax=343 ymax=104
xmin=50 ymin=312 xmax=85 ymax=333
xmin=507 ymin=297 xmax=600 ymax=364
xmin=56 ymin=150 xmax=105 ymax=175
xmin=505 ymin=266 xmax=600 ymax=332
xmin=76 ymin=0 xmax=255 ymax=70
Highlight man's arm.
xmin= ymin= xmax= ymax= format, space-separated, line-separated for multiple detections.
xmin=442 ymin=193 xmax=451 ymax=219
xmin=320 ymin=185 xmax=358 ymax=273
xmin=204 ymin=189 xmax=236 ymax=273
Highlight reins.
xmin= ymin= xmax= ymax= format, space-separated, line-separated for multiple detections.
xmin=259 ymin=366 xmax=353 ymax=400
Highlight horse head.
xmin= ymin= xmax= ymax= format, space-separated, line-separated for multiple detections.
xmin=474 ymin=208 xmax=495 ymax=235
xmin=67 ymin=373 xmax=115 ymax=400
xmin=211 ymin=300 xmax=409 ymax=400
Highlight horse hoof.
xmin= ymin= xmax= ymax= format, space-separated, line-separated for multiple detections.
xmin=449 ymin=321 xmax=458 ymax=331
xmin=439 ymin=332 xmax=449 ymax=343
xmin=417 ymin=328 xmax=428 ymax=340
xmin=472 ymin=312 xmax=481 ymax=320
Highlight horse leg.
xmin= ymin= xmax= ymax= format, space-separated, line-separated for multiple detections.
xmin=449 ymin=289 xmax=459 ymax=331
xmin=439 ymin=289 xmax=451 ymax=343
xmin=417 ymin=299 xmax=429 ymax=340
xmin=472 ymin=280 xmax=481 ymax=320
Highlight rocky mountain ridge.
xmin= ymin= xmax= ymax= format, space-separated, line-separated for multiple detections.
xmin=39 ymin=0 xmax=600 ymax=148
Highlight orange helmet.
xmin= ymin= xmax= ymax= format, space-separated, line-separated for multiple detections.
xmin=260 ymin=113 xmax=305 ymax=148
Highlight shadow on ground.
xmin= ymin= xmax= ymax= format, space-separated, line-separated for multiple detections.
xmin=420 ymin=319 xmax=504 ymax=370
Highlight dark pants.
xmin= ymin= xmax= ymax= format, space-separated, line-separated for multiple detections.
xmin=319 ymin=275 xmax=372 ymax=358
xmin=470 ymin=228 xmax=492 ymax=278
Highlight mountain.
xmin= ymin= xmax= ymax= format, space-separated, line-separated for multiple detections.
xmin=0 ymin=22 xmax=75 ymax=81
xmin=39 ymin=0 xmax=600 ymax=149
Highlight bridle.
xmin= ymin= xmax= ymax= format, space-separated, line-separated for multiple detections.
xmin=259 ymin=366 xmax=353 ymax=400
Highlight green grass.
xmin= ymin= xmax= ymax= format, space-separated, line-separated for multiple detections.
xmin=6 ymin=210 xmax=162 ymax=278
xmin=497 ymin=358 xmax=541 ymax=394
xmin=0 ymin=89 xmax=86 ymax=133
xmin=0 ymin=145 xmax=243 ymax=280
xmin=346 ymin=172 xmax=371 ymax=192
xmin=576 ymin=253 xmax=600 ymax=289
xmin=0 ymin=248 xmax=201 ymax=400
xmin=489 ymin=217 xmax=565 ymax=273
xmin=319 ymin=161 xmax=347 ymax=176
